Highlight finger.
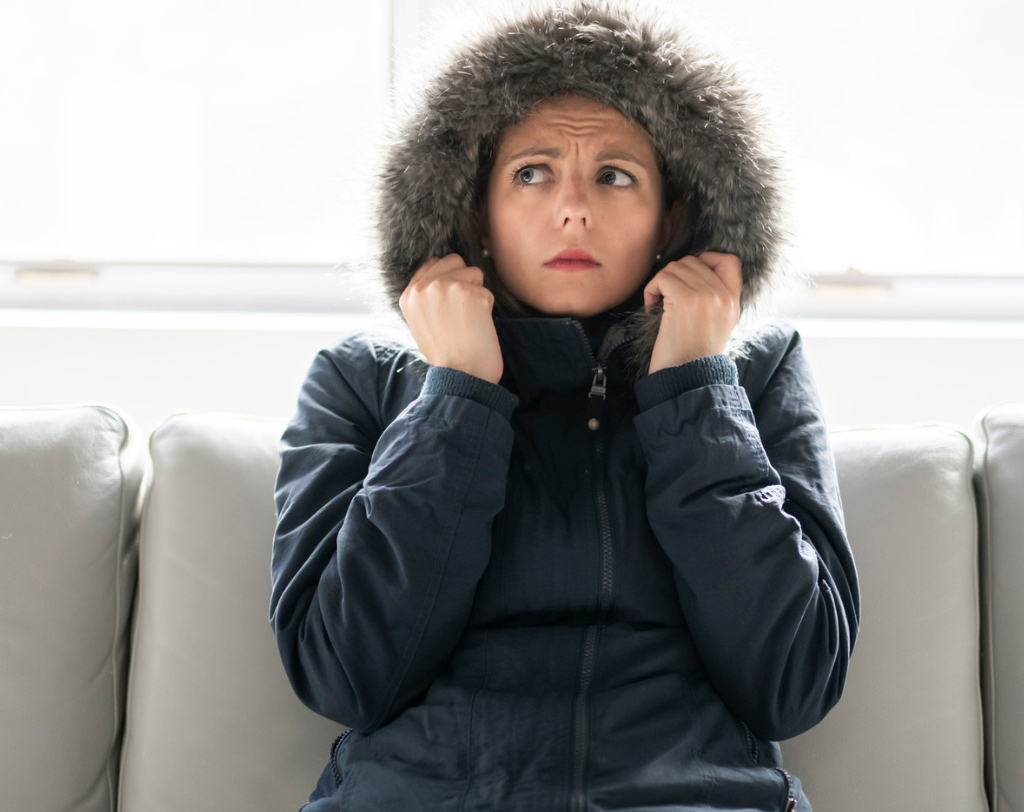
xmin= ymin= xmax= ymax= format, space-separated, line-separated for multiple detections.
xmin=643 ymin=271 xmax=668 ymax=308
xmin=697 ymin=252 xmax=744 ymax=299
xmin=644 ymin=264 xmax=691 ymax=307
xmin=643 ymin=258 xmax=715 ymax=307
xmin=407 ymin=255 xmax=443 ymax=283
xmin=403 ymin=271 xmax=493 ymax=318
xmin=408 ymin=253 xmax=469 ymax=285
xmin=402 ymin=256 xmax=469 ymax=317
xmin=427 ymin=266 xmax=486 ymax=287
xmin=409 ymin=265 xmax=485 ymax=295
xmin=670 ymin=254 xmax=734 ymax=289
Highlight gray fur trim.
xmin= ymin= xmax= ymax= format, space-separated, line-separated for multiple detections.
xmin=376 ymin=1 xmax=787 ymax=372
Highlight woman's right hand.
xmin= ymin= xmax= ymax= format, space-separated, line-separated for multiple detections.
xmin=399 ymin=254 xmax=504 ymax=384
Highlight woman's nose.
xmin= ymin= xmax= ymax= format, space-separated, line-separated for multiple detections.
xmin=556 ymin=174 xmax=590 ymax=228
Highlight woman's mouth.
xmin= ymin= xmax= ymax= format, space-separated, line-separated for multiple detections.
xmin=543 ymin=249 xmax=601 ymax=271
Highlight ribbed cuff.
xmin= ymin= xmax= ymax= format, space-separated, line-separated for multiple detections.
xmin=422 ymin=366 xmax=518 ymax=421
xmin=635 ymin=355 xmax=739 ymax=411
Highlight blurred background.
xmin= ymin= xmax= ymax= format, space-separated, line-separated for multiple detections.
xmin=2 ymin=0 xmax=1022 ymax=433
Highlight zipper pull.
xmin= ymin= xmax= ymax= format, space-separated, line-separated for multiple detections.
xmin=586 ymin=365 xmax=607 ymax=431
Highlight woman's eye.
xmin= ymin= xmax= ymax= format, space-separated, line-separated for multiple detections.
xmin=598 ymin=168 xmax=635 ymax=187
xmin=514 ymin=166 xmax=544 ymax=185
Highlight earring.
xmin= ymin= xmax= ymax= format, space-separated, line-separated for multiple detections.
xmin=655 ymin=253 xmax=662 ymax=262
xmin=481 ymin=247 xmax=491 ymax=259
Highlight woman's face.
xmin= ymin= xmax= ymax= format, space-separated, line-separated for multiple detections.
xmin=482 ymin=95 xmax=673 ymax=319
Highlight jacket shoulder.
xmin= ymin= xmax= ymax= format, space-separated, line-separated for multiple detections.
xmin=290 ymin=333 xmax=428 ymax=443
xmin=734 ymin=320 xmax=817 ymax=406
xmin=316 ymin=333 xmax=426 ymax=384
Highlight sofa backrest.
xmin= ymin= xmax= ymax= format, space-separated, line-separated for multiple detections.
xmin=0 ymin=406 xmax=146 ymax=812
xmin=781 ymin=425 xmax=988 ymax=811
xmin=117 ymin=414 xmax=337 ymax=812
xmin=1 ymin=405 xmax=1006 ymax=812
xmin=976 ymin=404 xmax=1024 ymax=812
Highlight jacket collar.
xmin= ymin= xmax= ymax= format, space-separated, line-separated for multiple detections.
xmin=495 ymin=317 xmax=636 ymax=396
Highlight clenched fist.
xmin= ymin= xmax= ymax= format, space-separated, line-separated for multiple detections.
xmin=643 ymin=252 xmax=743 ymax=374
xmin=399 ymin=254 xmax=504 ymax=384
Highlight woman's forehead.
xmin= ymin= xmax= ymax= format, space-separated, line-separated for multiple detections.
xmin=495 ymin=96 xmax=657 ymax=164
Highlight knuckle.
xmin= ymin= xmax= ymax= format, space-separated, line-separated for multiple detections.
xmin=398 ymin=284 xmax=415 ymax=309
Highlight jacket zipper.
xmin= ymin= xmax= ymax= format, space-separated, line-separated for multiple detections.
xmin=589 ymin=375 xmax=615 ymax=617
xmin=570 ymin=625 xmax=599 ymax=812
xmin=586 ymin=365 xmax=607 ymax=432
xmin=570 ymin=324 xmax=622 ymax=812
xmin=745 ymin=724 xmax=795 ymax=810
xmin=741 ymin=719 xmax=759 ymax=762
xmin=776 ymin=768 xmax=797 ymax=812
xmin=330 ymin=729 xmax=352 ymax=786
xmin=586 ymin=322 xmax=626 ymax=620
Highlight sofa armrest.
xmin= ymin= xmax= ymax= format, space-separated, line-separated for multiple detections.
xmin=0 ymin=405 xmax=145 ymax=812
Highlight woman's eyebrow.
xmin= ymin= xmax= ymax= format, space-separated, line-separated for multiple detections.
xmin=595 ymin=149 xmax=650 ymax=166
xmin=502 ymin=146 xmax=562 ymax=163
xmin=499 ymin=145 xmax=652 ymax=167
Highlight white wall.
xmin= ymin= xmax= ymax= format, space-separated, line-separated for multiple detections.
xmin=795 ymin=320 xmax=1024 ymax=430
xmin=2 ymin=310 xmax=1023 ymax=437
xmin=0 ymin=310 xmax=390 ymax=433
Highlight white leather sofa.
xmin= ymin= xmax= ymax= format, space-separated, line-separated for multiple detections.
xmin=1 ymin=401 xmax=1021 ymax=812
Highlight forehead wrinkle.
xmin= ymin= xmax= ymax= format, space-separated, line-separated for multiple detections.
xmin=497 ymin=107 xmax=658 ymax=169
xmin=497 ymin=136 xmax=656 ymax=170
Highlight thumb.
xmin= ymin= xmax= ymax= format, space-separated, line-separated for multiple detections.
xmin=643 ymin=271 xmax=667 ymax=309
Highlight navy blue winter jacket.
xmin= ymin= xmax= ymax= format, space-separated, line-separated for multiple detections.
xmin=270 ymin=317 xmax=859 ymax=811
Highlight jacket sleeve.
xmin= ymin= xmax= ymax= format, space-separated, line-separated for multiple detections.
xmin=632 ymin=324 xmax=859 ymax=741
xmin=270 ymin=336 xmax=517 ymax=732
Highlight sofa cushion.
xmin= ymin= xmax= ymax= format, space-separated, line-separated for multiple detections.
xmin=976 ymin=403 xmax=1024 ymax=812
xmin=0 ymin=405 xmax=145 ymax=812
xmin=781 ymin=425 xmax=987 ymax=811
xmin=118 ymin=414 xmax=337 ymax=812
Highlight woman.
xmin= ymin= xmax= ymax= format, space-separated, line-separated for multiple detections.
xmin=271 ymin=4 xmax=859 ymax=811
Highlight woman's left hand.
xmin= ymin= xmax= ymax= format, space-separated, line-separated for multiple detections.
xmin=643 ymin=252 xmax=743 ymax=374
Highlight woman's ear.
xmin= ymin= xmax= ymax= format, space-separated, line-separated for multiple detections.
xmin=659 ymin=200 xmax=685 ymax=252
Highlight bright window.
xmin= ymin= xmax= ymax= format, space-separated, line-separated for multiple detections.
xmin=0 ymin=0 xmax=389 ymax=265
xmin=396 ymin=0 xmax=1024 ymax=278
xmin=2 ymin=0 xmax=1021 ymax=316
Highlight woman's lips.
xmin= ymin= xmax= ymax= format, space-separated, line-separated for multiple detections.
xmin=543 ymin=249 xmax=601 ymax=271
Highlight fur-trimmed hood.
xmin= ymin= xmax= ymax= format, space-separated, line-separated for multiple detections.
xmin=376 ymin=2 xmax=786 ymax=364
